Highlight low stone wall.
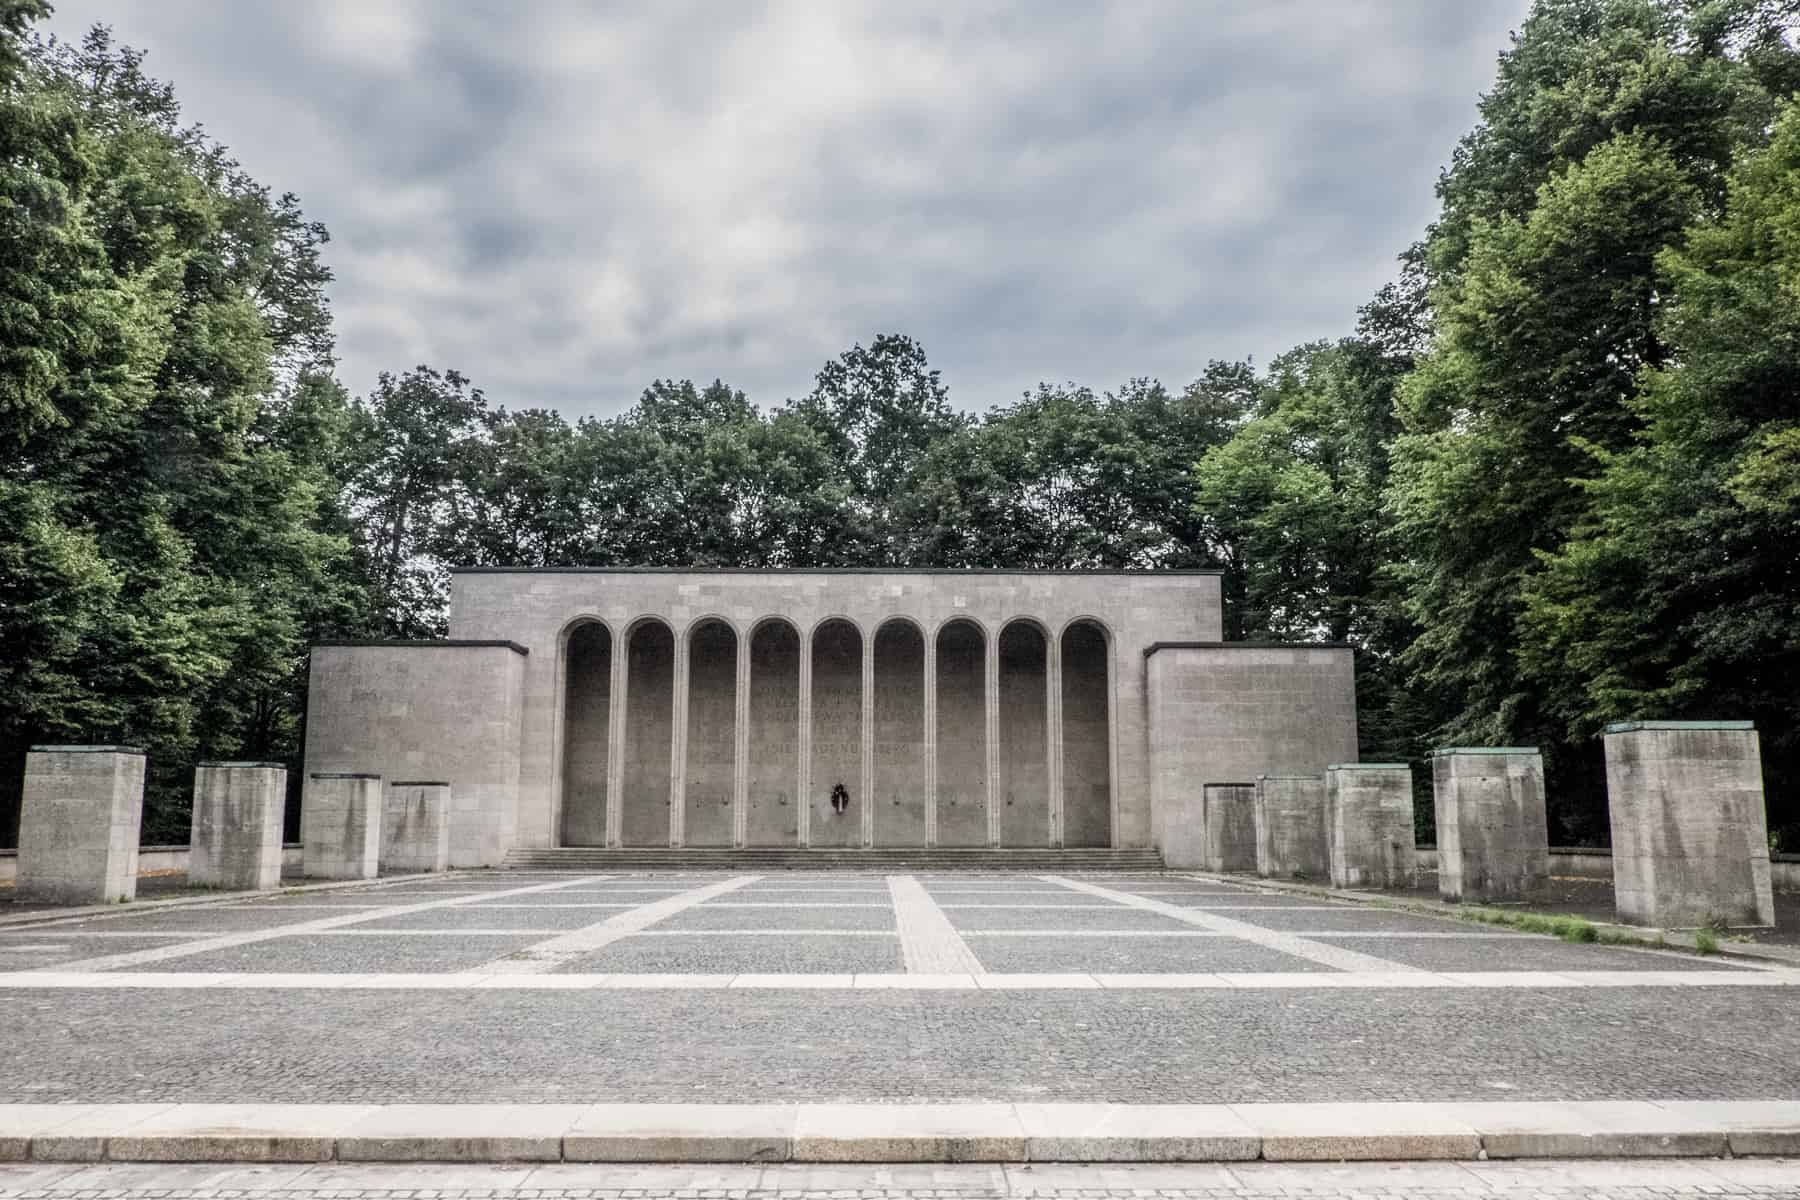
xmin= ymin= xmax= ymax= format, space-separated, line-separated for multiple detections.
xmin=0 ymin=843 xmax=302 ymax=885
xmin=1415 ymin=846 xmax=1800 ymax=891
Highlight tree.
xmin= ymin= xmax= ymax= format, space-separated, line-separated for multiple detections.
xmin=1522 ymin=97 xmax=1800 ymax=843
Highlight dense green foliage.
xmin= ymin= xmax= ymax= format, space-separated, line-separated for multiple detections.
xmin=3 ymin=0 xmax=1797 ymax=848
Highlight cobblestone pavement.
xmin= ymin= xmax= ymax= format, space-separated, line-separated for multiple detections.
xmin=3 ymin=1160 xmax=1800 ymax=1199
xmin=2 ymin=871 xmax=1797 ymax=1106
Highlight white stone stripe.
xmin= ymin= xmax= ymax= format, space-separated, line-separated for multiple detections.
xmin=635 ymin=930 xmax=897 ymax=937
xmin=698 ymin=902 xmax=892 ymax=908
xmin=0 ymin=1099 xmax=1795 ymax=1164
xmin=25 ymin=875 xmax=618 ymax=973
xmin=1043 ymin=876 xmax=1439 ymax=974
xmin=0 ymin=968 xmax=1790 ymax=989
xmin=471 ymin=875 xmax=761 ymax=974
xmin=888 ymin=875 xmax=986 ymax=974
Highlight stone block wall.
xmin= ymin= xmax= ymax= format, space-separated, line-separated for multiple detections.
xmin=1431 ymin=748 xmax=1548 ymax=903
xmin=1326 ymin=763 xmax=1415 ymax=889
xmin=1145 ymin=644 xmax=1357 ymax=864
xmin=304 ymin=641 xmax=526 ymax=867
xmin=301 ymin=773 xmax=381 ymax=880
xmin=381 ymin=781 xmax=451 ymax=874
xmin=1202 ymin=782 xmax=1258 ymax=872
xmin=1254 ymin=775 xmax=1330 ymax=880
xmin=1604 ymin=721 xmax=1775 ymax=928
xmin=189 ymin=762 xmax=286 ymax=890
xmin=17 ymin=746 xmax=145 ymax=904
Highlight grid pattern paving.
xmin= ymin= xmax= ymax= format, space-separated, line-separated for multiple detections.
xmin=2 ymin=869 xmax=1798 ymax=1109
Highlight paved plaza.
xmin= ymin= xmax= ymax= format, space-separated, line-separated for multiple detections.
xmin=1 ymin=870 xmax=1798 ymax=1167
xmin=6 ymin=1159 xmax=1800 ymax=1200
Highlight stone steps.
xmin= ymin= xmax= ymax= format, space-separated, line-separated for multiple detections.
xmin=501 ymin=847 xmax=1164 ymax=871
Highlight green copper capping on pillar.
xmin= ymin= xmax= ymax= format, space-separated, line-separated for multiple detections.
xmin=1430 ymin=747 xmax=1540 ymax=757
xmin=1603 ymin=720 xmax=1754 ymax=734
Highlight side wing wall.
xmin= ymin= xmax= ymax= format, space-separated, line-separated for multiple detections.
xmin=1147 ymin=645 xmax=1357 ymax=869
xmin=302 ymin=643 xmax=526 ymax=867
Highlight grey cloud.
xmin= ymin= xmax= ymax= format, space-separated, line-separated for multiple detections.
xmin=45 ymin=0 xmax=1529 ymax=417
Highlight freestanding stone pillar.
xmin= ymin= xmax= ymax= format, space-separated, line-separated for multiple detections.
xmin=381 ymin=781 xmax=451 ymax=874
xmin=1431 ymin=748 xmax=1549 ymax=903
xmin=1326 ymin=763 xmax=1415 ymax=889
xmin=302 ymin=772 xmax=381 ymax=880
xmin=1254 ymin=775 xmax=1329 ymax=880
xmin=1202 ymin=783 xmax=1257 ymax=872
xmin=1603 ymin=720 xmax=1774 ymax=928
xmin=17 ymin=746 xmax=145 ymax=904
xmin=190 ymin=761 xmax=287 ymax=890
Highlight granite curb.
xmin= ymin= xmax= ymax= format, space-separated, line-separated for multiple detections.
xmin=1178 ymin=870 xmax=1800 ymax=968
xmin=2 ymin=1102 xmax=1796 ymax=1164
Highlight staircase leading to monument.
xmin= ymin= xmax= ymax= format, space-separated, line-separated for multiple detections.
xmin=501 ymin=847 xmax=1164 ymax=871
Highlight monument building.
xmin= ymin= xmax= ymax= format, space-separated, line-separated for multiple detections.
xmin=302 ymin=568 xmax=1359 ymax=866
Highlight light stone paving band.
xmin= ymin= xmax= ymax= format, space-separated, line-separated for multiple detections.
xmin=889 ymin=874 xmax=986 ymax=974
xmin=472 ymin=874 xmax=761 ymax=974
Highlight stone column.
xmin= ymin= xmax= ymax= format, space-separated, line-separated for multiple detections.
xmin=985 ymin=633 xmax=1001 ymax=847
xmin=1432 ymin=747 xmax=1548 ymax=903
xmin=1254 ymin=775 xmax=1330 ymax=880
xmin=1604 ymin=720 xmax=1775 ymax=928
xmin=17 ymin=746 xmax=145 ymax=905
xmin=860 ymin=631 xmax=876 ymax=848
xmin=733 ymin=631 xmax=750 ymax=848
xmin=302 ymin=772 xmax=382 ymax=880
xmin=668 ymin=632 xmax=689 ymax=848
xmin=381 ymin=781 xmax=451 ymax=873
xmin=190 ymin=761 xmax=286 ymax=891
xmin=1047 ymin=637 xmax=1064 ymax=848
xmin=605 ymin=638 xmax=628 ymax=848
xmin=923 ymin=632 xmax=939 ymax=848
xmin=1325 ymin=763 xmax=1415 ymax=889
xmin=1203 ymin=782 xmax=1258 ymax=872
xmin=797 ymin=638 xmax=813 ymax=848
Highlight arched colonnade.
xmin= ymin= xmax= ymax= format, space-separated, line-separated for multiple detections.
xmin=556 ymin=615 xmax=1115 ymax=848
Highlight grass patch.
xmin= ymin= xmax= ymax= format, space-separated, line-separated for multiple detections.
xmin=1694 ymin=927 xmax=1720 ymax=955
xmin=1462 ymin=906 xmax=1601 ymax=943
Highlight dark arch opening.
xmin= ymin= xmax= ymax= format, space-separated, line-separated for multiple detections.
xmin=1061 ymin=620 xmax=1112 ymax=847
xmin=560 ymin=622 xmax=611 ymax=847
xmin=874 ymin=619 xmax=926 ymax=846
xmin=935 ymin=619 xmax=988 ymax=847
xmin=621 ymin=620 xmax=674 ymax=847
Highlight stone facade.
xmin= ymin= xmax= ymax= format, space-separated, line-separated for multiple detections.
xmin=189 ymin=762 xmax=286 ymax=890
xmin=1144 ymin=644 xmax=1357 ymax=862
xmin=16 ymin=746 xmax=145 ymax=904
xmin=301 ymin=773 xmax=382 ymax=880
xmin=381 ymin=782 xmax=452 ymax=874
xmin=1254 ymin=775 xmax=1330 ymax=880
xmin=1326 ymin=763 xmax=1415 ymax=889
xmin=302 ymin=569 xmax=1361 ymax=863
xmin=304 ymin=642 xmax=525 ymax=867
xmin=1201 ymin=782 xmax=1258 ymax=872
xmin=1603 ymin=721 xmax=1775 ymax=928
xmin=1431 ymin=748 xmax=1549 ymax=903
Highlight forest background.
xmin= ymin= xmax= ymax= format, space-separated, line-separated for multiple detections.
xmin=3 ymin=0 xmax=1798 ymax=848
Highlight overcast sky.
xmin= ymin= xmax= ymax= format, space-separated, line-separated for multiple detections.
xmin=43 ymin=1 xmax=1530 ymax=419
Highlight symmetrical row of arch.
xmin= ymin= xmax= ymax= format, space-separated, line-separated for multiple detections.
xmin=557 ymin=616 xmax=1114 ymax=847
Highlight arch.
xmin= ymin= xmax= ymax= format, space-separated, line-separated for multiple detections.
xmin=873 ymin=617 xmax=926 ymax=846
xmin=621 ymin=617 xmax=675 ymax=846
xmin=934 ymin=617 xmax=988 ymax=847
xmin=746 ymin=617 xmax=801 ymax=845
xmin=809 ymin=617 xmax=864 ymax=847
xmin=683 ymin=618 xmax=738 ymax=847
xmin=1061 ymin=618 xmax=1113 ymax=847
xmin=559 ymin=619 xmax=612 ymax=847
xmin=998 ymin=618 xmax=1050 ymax=846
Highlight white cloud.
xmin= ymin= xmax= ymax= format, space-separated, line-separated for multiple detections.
xmin=42 ymin=0 xmax=1528 ymax=415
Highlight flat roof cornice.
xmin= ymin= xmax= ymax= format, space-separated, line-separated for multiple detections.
xmin=448 ymin=566 xmax=1224 ymax=577
xmin=1143 ymin=640 xmax=1352 ymax=658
